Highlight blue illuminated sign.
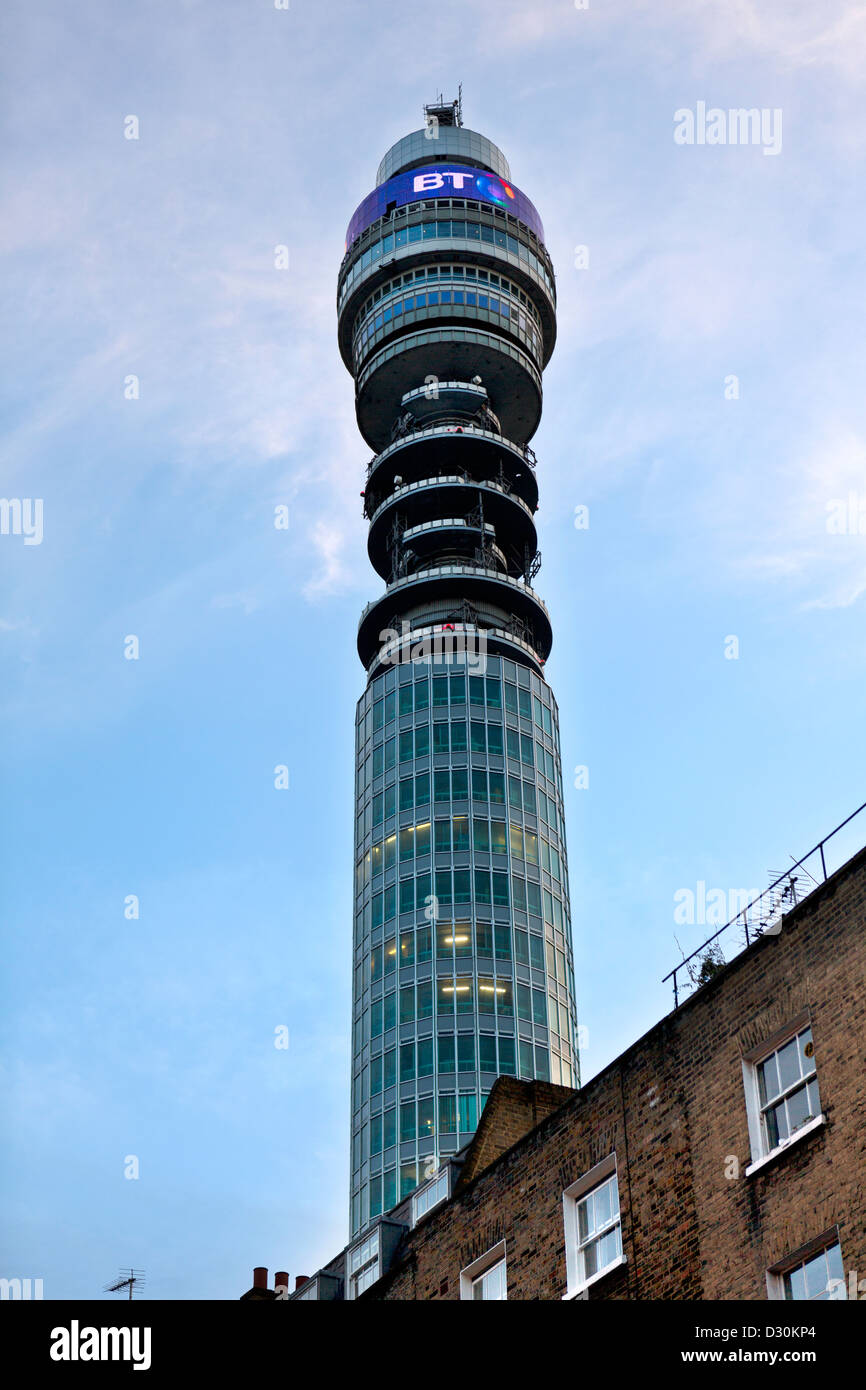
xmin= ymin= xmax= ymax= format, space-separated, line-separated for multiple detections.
xmin=346 ymin=164 xmax=545 ymax=247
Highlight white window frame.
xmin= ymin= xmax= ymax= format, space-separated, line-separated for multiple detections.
xmin=346 ymin=1227 xmax=380 ymax=1300
xmin=562 ymin=1154 xmax=626 ymax=1299
xmin=742 ymin=1014 xmax=825 ymax=1176
xmin=411 ymin=1166 xmax=449 ymax=1226
xmin=460 ymin=1240 xmax=507 ymax=1300
xmin=766 ymin=1231 xmax=846 ymax=1301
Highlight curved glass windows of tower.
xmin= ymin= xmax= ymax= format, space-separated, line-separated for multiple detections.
xmin=340 ymin=103 xmax=579 ymax=1238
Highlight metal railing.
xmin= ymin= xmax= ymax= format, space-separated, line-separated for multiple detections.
xmin=367 ymin=474 xmax=535 ymax=528
xmin=367 ymin=618 xmax=544 ymax=677
xmin=356 ymin=561 xmax=551 ymax=629
xmin=663 ymin=800 xmax=866 ymax=1008
xmin=366 ymin=422 xmax=537 ymax=478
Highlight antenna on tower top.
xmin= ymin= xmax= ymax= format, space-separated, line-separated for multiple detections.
xmin=423 ymin=86 xmax=463 ymax=128
xmin=104 ymin=1268 xmax=146 ymax=1301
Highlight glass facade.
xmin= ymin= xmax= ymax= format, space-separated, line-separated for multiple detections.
xmin=350 ymin=654 xmax=577 ymax=1235
xmin=338 ymin=203 xmax=556 ymax=317
xmin=375 ymin=127 xmax=512 ymax=187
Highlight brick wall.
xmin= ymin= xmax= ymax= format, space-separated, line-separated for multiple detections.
xmin=366 ymin=844 xmax=866 ymax=1300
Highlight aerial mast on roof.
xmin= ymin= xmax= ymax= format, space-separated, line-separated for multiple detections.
xmin=423 ymin=85 xmax=463 ymax=128
xmin=104 ymin=1268 xmax=146 ymax=1301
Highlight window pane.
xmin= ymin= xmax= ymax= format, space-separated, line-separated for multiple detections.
xmin=459 ymin=1093 xmax=478 ymax=1131
xmin=433 ymin=721 xmax=450 ymax=753
xmin=766 ymin=1098 xmax=786 ymax=1148
xmin=489 ymin=772 xmax=505 ymax=803
xmin=786 ymin=1082 xmax=813 ymax=1133
xmin=400 ymin=1100 xmax=415 ymax=1141
xmin=577 ymin=1195 xmax=591 ymax=1243
xmin=439 ymin=1092 xmax=456 ymax=1132
xmin=453 ymin=868 xmax=471 ymax=904
xmin=777 ymin=1037 xmax=801 ymax=1092
xmin=457 ymin=1034 xmax=475 ymax=1071
xmin=498 ymin=1034 xmax=516 ymax=1074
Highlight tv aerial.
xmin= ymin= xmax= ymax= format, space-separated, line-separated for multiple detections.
xmin=103 ymin=1268 xmax=146 ymax=1301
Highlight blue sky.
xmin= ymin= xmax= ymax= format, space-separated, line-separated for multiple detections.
xmin=2 ymin=0 xmax=864 ymax=1300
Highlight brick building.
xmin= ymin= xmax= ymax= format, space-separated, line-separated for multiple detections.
xmin=244 ymin=838 xmax=865 ymax=1301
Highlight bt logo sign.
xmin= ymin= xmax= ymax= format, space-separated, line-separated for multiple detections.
xmin=412 ymin=169 xmax=516 ymax=206
xmin=413 ymin=169 xmax=476 ymax=192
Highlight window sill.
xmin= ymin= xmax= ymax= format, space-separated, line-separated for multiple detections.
xmin=745 ymin=1114 xmax=826 ymax=1178
xmin=562 ymin=1254 xmax=627 ymax=1300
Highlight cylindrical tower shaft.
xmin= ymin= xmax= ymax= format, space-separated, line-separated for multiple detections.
xmin=339 ymin=101 xmax=579 ymax=1237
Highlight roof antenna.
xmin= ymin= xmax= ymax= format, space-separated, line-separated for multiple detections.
xmin=423 ymin=88 xmax=463 ymax=130
xmin=104 ymin=1268 xmax=146 ymax=1301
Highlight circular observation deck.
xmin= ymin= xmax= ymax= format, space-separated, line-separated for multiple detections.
xmin=357 ymin=563 xmax=553 ymax=670
xmin=363 ymin=417 xmax=539 ymax=517
xmin=367 ymin=476 xmax=537 ymax=581
xmin=354 ymin=327 xmax=542 ymax=452
xmin=336 ymin=220 xmax=557 ymax=374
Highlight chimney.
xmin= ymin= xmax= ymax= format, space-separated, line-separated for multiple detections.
xmin=253 ymin=1267 xmax=268 ymax=1290
xmin=294 ymin=1275 xmax=310 ymax=1290
xmin=275 ymin=1271 xmax=289 ymax=1293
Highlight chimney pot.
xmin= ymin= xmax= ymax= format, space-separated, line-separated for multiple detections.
xmin=253 ymin=1267 xmax=268 ymax=1290
xmin=294 ymin=1275 xmax=310 ymax=1290
xmin=275 ymin=1271 xmax=289 ymax=1292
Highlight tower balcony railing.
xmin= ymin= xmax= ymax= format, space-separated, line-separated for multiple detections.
xmin=402 ymin=517 xmax=496 ymax=544
xmin=357 ymin=562 xmax=551 ymax=631
xmin=366 ymin=422 xmax=537 ymax=479
xmin=354 ymin=326 xmax=542 ymax=410
xmin=368 ymin=619 xmax=546 ymax=678
xmin=367 ymin=474 xmax=535 ymax=528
